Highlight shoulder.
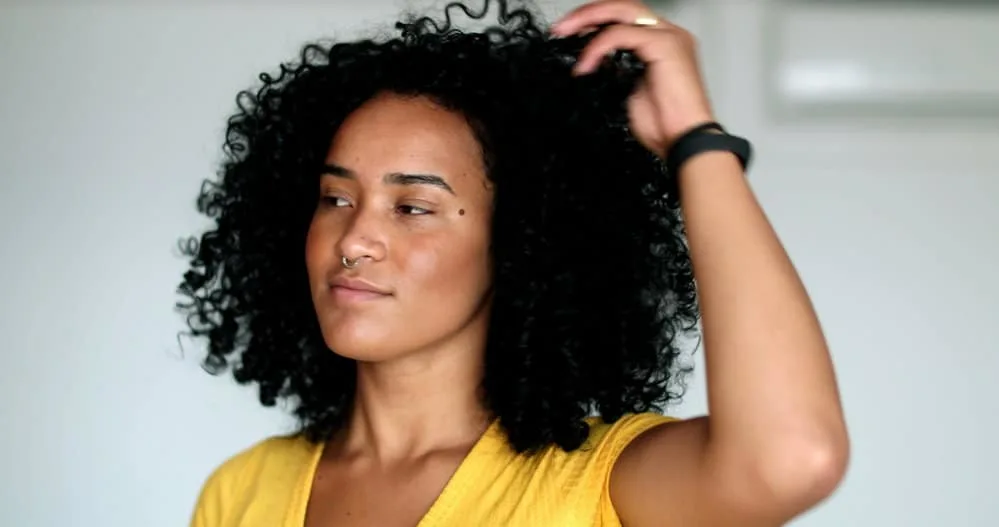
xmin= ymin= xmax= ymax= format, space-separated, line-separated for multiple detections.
xmin=560 ymin=412 xmax=678 ymax=481
xmin=189 ymin=434 xmax=318 ymax=527
xmin=201 ymin=433 xmax=315 ymax=489
xmin=582 ymin=412 xmax=678 ymax=457
xmin=577 ymin=413 xmax=679 ymax=524
xmin=527 ymin=413 xmax=676 ymax=524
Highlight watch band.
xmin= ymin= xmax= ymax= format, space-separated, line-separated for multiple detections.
xmin=665 ymin=123 xmax=753 ymax=177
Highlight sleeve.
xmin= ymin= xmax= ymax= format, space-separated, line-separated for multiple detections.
xmin=588 ymin=412 xmax=677 ymax=526
xmin=189 ymin=466 xmax=226 ymax=527
xmin=188 ymin=443 xmax=261 ymax=527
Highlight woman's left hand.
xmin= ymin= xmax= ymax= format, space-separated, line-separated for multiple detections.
xmin=551 ymin=0 xmax=715 ymax=157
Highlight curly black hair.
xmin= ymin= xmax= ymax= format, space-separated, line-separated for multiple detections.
xmin=176 ymin=0 xmax=699 ymax=454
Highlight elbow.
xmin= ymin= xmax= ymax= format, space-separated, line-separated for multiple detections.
xmin=770 ymin=436 xmax=849 ymax=502
xmin=751 ymin=432 xmax=851 ymax=513
xmin=716 ymin=431 xmax=850 ymax=517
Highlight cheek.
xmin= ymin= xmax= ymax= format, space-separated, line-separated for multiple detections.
xmin=403 ymin=241 xmax=448 ymax=287
xmin=305 ymin=217 xmax=334 ymax=273
xmin=403 ymin=233 xmax=490 ymax=294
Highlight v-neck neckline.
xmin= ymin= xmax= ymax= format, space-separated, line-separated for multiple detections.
xmin=288 ymin=418 xmax=502 ymax=527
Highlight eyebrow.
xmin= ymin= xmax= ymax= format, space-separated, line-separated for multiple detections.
xmin=321 ymin=163 xmax=455 ymax=195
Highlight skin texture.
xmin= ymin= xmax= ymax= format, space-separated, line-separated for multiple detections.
xmin=306 ymin=93 xmax=494 ymax=365
xmin=303 ymin=93 xmax=498 ymax=527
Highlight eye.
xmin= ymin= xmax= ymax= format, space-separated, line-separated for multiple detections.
xmin=396 ymin=204 xmax=432 ymax=216
xmin=321 ymin=195 xmax=351 ymax=208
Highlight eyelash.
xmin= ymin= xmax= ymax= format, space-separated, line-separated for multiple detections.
xmin=396 ymin=204 xmax=432 ymax=216
xmin=320 ymin=195 xmax=432 ymax=216
xmin=321 ymin=196 xmax=350 ymax=208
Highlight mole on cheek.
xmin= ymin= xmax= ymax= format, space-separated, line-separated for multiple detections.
xmin=458 ymin=209 xmax=465 ymax=216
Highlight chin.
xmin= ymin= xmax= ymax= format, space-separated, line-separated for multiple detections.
xmin=320 ymin=321 xmax=402 ymax=362
xmin=328 ymin=343 xmax=401 ymax=363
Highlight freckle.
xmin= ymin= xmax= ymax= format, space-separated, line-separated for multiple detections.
xmin=459 ymin=209 xmax=465 ymax=216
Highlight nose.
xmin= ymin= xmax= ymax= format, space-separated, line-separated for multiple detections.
xmin=336 ymin=204 xmax=387 ymax=265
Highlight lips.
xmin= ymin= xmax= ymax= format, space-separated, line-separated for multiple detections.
xmin=328 ymin=276 xmax=392 ymax=302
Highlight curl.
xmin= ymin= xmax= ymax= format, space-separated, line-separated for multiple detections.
xmin=177 ymin=0 xmax=698 ymax=454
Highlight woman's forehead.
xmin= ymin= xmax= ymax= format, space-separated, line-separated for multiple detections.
xmin=325 ymin=93 xmax=490 ymax=192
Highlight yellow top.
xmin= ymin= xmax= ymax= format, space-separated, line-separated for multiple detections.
xmin=190 ymin=412 xmax=674 ymax=527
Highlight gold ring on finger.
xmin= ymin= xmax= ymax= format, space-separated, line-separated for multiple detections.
xmin=634 ymin=15 xmax=663 ymax=27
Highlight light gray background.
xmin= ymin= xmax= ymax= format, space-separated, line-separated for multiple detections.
xmin=1 ymin=0 xmax=996 ymax=525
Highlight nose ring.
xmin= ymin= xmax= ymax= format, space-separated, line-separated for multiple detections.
xmin=341 ymin=255 xmax=360 ymax=269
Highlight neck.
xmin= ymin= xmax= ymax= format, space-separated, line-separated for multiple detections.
xmin=336 ymin=316 xmax=492 ymax=463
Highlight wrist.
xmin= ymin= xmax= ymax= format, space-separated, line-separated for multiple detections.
xmin=663 ymin=122 xmax=752 ymax=180
xmin=664 ymin=115 xmax=717 ymax=151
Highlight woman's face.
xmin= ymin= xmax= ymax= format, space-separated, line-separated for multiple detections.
xmin=306 ymin=92 xmax=494 ymax=362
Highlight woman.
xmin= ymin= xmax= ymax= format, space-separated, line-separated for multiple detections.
xmin=179 ymin=0 xmax=849 ymax=525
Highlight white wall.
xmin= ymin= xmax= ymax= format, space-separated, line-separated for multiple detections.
xmin=695 ymin=3 xmax=999 ymax=525
xmin=1 ymin=1 xmax=996 ymax=526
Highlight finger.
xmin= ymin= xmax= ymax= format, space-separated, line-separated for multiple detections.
xmin=572 ymin=24 xmax=675 ymax=75
xmin=551 ymin=0 xmax=657 ymax=36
